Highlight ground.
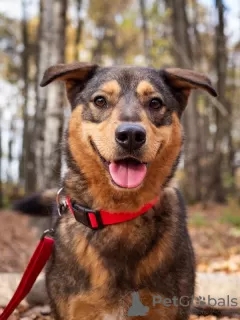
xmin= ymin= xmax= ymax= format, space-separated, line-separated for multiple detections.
xmin=0 ymin=202 xmax=240 ymax=319
xmin=0 ymin=307 xmax=239 ymax=320
xmin=188 ymin=203 xmax=240 ymax=275
xmin=0 ymin=210 xmax=39 ymax=273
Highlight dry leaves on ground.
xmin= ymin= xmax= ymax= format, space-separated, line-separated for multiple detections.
xmin=0 ymin=211 xmax=38 ymax=272
xmin=189 ymin=203 xmax=240 ymax=274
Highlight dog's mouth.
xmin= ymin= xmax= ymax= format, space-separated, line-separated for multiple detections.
xmin=90 ymin=140 xmax=147 ymax=189
xmin=108 ymin=159 xmax=147 ymax=189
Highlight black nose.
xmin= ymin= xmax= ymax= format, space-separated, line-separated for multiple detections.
xmin=115 ymin=123 xmax=146 ymax=151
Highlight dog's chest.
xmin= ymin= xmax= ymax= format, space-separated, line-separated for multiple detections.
xmin=69 ymin=289 xmax=179 ymax=320
xmin=53 ymin=213 xmax=160 ymax=295
xmin=103 ymin=310 xmax=125 ymax=320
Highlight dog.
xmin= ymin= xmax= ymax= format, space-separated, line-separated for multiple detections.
xmin=38 ymin=62 xmax=217 ymax=320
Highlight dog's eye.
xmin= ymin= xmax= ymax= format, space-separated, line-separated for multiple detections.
xmin=149 ymin=98 xmax=163 ymax=109
xmin=94 ymin=96 xmax=107 ymax=108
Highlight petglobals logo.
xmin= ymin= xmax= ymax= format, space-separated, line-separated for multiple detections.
xmin=152 ymin=295 xmax=193 ymax=307
xmin=127 ymin=292 xmax=239 ymax=317
xmin=194 ymin=295 xmax=238 ymax=307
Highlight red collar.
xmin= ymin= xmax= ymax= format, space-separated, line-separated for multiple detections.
xmin=66 ymin=196 xmax=158 ymax=229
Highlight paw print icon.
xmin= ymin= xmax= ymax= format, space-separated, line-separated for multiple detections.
xmin=128 ymin=292 xmax=149 ymax=317
xmin=195 ymin=296 xmax=206 ymax=306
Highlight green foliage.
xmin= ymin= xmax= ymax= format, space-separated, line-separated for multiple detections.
xmin=189 ymin=212 xmax=208 ymax=227
xmin=1 ymin=182 xmax=24 ymax=208
xmin=220 ymin=197 xmax=240 ymax=229
xmin=0 ymin=13 xmax=21 ymax=83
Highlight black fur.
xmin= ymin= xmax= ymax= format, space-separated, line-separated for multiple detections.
xmin=13 ymin=193 xmax=53 ymax=216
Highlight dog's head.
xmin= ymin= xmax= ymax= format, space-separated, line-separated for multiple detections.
xmin=41 ymin=63 xmax=217 ymax=211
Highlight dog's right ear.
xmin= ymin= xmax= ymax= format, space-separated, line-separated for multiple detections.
xmin=40 ymin=62 xmax=99 ymax=87
xmin=40 ymin=62 xmax=99 ymax=107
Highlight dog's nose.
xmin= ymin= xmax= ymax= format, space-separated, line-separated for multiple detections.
xmin=115 ymin=124 xmax=146 ymax=151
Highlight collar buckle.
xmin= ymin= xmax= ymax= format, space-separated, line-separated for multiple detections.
xmin=71 ymin=202 xmax=104 ymax=230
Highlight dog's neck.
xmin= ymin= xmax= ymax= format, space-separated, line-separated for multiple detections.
xmin=63 ymin=166 xmax=94 ymax=208
xmin=62 ymin=166 xmax=163 ymax=213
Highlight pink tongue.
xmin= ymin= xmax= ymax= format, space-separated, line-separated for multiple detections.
xmin=109 ymin=161 xmax=147 ymax=188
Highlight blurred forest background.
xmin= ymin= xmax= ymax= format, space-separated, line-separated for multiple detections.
xmin=0 ymin=0 xmax=240 ymax=209
xmin=1 ymin=2 xmax=240 ymax=315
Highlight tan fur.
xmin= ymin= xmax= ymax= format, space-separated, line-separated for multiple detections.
xmin=135 ymin=188 xmax=179 ymax=283
xmin=100 ymin=80 xmax=121 ymax=97
xmin=55 ymin=298 xmax=70 ymax=319
xmin=136 ymin=290 xmax=178 ymax=320
xmin=88 ymin=81 xmax=121 ymax=118
xmin=68 ymin=289 xmax=177 ymax=320
xmin=59 ymin=217 xmax=109 ymax=289
xmin=136 ymin=81 xmax=164 ymax=106
xmin=136 ymin=81 xmax=156 ymax=96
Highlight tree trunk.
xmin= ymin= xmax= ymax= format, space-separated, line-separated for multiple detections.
xmin=169 ymin=0 xmax=201 ymax=202
xmin=0 ymin=111 xmax=2 ymax=208
xmin=191 ymin=0 xmax=210 ymax=203
xmin=20 ymin=0 xmax=34 ymax=193
xmin=43 ymin=0 xmax=67 ymax=189
xmin=227 ymin=61 xmax=236 ymax=193
xmin=92 ymin=33 xmax=104 ymax=64
xmin=7 ymin=121 xmax=13 ymax=182
xmin=139 ymin=0 xmax=151 ymax=65
xmin=210 ymin=0 xmax=227 ymax=202
xmin=74 ymin=0 xmax=83 ymax=61
xmin=35 ymin=0 xmax=67 ymax=190
xmin=35 ymin=0 xmax=51 ymax=190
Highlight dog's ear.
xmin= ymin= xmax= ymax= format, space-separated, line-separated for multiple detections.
xmin=40 ymin=62 xmax=99 ymax=107
xmin=40 ymin=62 xmax=98 ymax=87
xmin=161 ymin=68 xmax=217 ymax=110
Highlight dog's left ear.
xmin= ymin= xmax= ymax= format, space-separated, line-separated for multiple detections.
xmin=40 ymin=62 xmax=99 ymax=87
xmin=161 ymin=68 xmax=217 ymax=109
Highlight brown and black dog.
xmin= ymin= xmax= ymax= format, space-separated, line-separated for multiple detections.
xmin=39 ymin=63 xmax=217 ymax=320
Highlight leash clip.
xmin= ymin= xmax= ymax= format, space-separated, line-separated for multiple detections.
xmin=56 ymin=187 xmax=67 ymax=217
xmin=41 ymin=228 xmax=55 ymax=240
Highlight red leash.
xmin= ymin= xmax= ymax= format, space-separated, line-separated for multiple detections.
xmin=0 ymin=231 xmax=54 ymax=320
xmin=0 ymin=194 xmax=158 ymax=319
